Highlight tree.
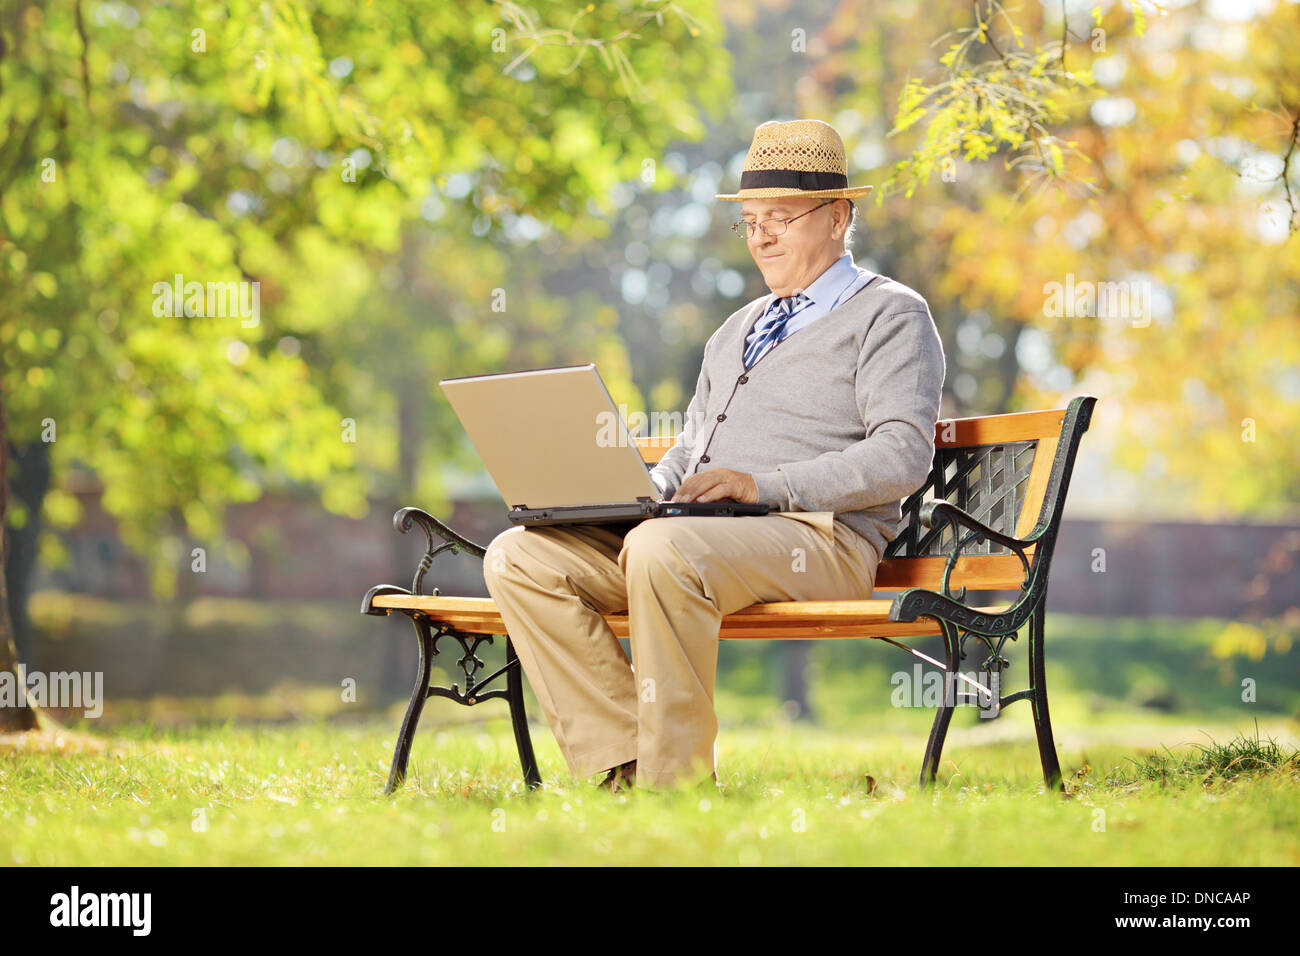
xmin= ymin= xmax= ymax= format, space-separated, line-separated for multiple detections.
xmin=1 ymin=389 xmax=38 ymax=732
xmin=893 ymin=0 xmax=1300 ymax=516
xmin=784 ymin=0 xmax=1300 ymax=516
xmin=0 ymin=0 xmax=730 ymax=724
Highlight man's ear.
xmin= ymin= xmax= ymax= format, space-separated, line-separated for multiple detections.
xmin=835 ymin=199 xmax=854 ymax=241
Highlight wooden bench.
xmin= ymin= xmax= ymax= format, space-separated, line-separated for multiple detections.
xmin=362 ymin=395 xmax=1097 ymax=794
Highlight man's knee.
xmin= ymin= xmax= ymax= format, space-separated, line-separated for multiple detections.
xmin=483 ymin=526 xmax=535 ymax=588
xmin=619 ymin=519 xmax=696 ymax=580
xmin=484 ymin=525 xmax=590 ymax=593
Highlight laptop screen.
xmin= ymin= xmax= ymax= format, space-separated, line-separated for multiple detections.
xmin=439 ymin=365 xmax=662 ymax=509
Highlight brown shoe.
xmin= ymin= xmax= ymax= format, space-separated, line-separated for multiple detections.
xmin=596 ymin=759 xmax=637 ymax=794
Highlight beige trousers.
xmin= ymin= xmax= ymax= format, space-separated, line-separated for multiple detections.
xmin=482 ymin=513 xmax=880 ymax=790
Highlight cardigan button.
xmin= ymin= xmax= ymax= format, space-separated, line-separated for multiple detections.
xmin=716 ymin=414 xmax=726 ymax=422
xmin=737 ymin=375 xmax=749 ymax=384
xmin=699 ymin=455 xmax=711 ymax=463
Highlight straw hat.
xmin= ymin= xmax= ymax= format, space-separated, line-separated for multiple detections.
xmin=716 ymin=119 xmax=873 ymax=202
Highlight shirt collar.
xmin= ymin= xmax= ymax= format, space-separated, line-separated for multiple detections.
xmin=765 ymin=253 xmax=864 ymax=310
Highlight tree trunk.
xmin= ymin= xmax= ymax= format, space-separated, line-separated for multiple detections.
xmin=153 ymin=510 xmax=199 ymax=696
xmin=782 ymin=641 xmax=813 ymax=722
xmin=4 ymin=438 xmax=51 ymax=664
xmin=0 ymin=387 xmax=40 ymax=731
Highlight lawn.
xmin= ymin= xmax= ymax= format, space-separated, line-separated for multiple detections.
xmin=2 ymin=713 xmax=1297 ymax=866
xmin=6 ymin=611 xmax=1297 ymax=865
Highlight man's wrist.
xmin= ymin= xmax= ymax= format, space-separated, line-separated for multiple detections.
xmin=751 ymin=470 xmax=790 ymax=510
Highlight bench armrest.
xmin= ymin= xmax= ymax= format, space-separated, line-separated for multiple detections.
xmin=393 ymin=506 xmax=488 ymax=560
xmin=919 ymin=499 xmax=1028 ymax=553
xmin=886 ymin=498 xmax=1035 ymax=626
xmin=360 ymin=508 xmax=489 ymax=614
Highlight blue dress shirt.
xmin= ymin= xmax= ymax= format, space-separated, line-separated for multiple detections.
xmin=743 ymin=253 xmax=876 ymax=357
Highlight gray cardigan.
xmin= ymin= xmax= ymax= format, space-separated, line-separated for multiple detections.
xmin=650 ymin=273 xmax=947 ymax=561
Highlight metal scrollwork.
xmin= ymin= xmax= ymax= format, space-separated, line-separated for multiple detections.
xmin=393 ymin=506 xmax=488 ymax=595
xmin=419 ymin=621 xmax=512 ymax=707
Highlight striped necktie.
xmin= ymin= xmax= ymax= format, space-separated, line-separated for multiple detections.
xmin=743 ymin=293 xmax=811 ymax=370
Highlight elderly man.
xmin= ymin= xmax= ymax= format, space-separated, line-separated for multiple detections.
xmin=483 ymin=119 xmax=946 ymax=793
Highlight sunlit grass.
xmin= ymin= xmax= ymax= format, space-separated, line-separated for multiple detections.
xmin=2 ymin=716 xmax=1297 ymax=866
xmin=7 ymin=608 xmax=1297 ymax=864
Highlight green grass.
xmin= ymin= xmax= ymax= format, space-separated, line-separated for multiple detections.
xmin=1114 ymin=721 xmax=1300 ymax=785
xmin=3 ymin=715 xmax=1297 ymax=866
xmin=8 ymin=610 xmax=1298 ymax=865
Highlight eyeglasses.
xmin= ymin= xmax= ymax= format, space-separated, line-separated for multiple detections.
xmin=731 ymin=200 xmax=835 ymax=240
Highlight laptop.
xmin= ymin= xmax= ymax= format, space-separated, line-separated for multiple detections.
xmin=439 ymin=364 xmax=771 ymax=526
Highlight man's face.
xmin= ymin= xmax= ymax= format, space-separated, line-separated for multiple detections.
xmin=740 ymin=196 xmax=846 ymax=297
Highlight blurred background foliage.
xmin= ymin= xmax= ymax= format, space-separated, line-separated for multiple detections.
xmin=1 ymin=0 xmax=1297 ymax=656
xmin=1 ymin=0 xmax=729 ymax=604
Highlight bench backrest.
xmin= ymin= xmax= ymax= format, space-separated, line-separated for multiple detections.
xmin=635 ymin=395 xmax=1096 ymax=593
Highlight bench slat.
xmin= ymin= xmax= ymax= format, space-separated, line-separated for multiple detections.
xmin=1014 ymin=435 xmax=1058 ymax=539
xmin=368 ymin=594 xmax=1011 ymax=640
xmin=873 ymin=551 xmax=1035 ymax=590
xmin=932 ymin=409 xmax=1065 ymax=446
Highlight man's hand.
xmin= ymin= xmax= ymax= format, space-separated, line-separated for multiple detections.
xmin=671 ymin=468 xmax=759 ymax=504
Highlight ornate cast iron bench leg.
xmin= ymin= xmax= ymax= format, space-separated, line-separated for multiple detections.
xmin=1027 ymin=608 xmax=1063 ymax=791
xmin=363 ymin=508 xmax=544 ymax=795
xmin=506 ymin=637 xmax=543 ymax=790
xmin=908 ymin=612 xmax=1063 ymax=793
xmin=382 ymin=614 xmax=541 ymax=795
xmin=386 ymin=614 xmax=435 ymax=795
xmin=919 ymin=621 xmax=962 ymax=788
xmin=890 ymin=491 xmax=1069 ymax=794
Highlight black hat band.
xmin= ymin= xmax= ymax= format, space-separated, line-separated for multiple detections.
xmin=738 ymin=169 xmax=849 ymax=191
